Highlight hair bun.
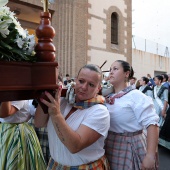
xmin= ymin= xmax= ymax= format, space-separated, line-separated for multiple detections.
xmin=129 ymin=66 xmax=134 ymax=79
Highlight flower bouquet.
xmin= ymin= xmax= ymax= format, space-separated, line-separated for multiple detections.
xmin=0 ymin=0 xmax=36 ymax=62
xmin=0 ymin=0 xmax=60 ymax=103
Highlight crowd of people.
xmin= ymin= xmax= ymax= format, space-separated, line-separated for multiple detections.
xmin=126 ymin=72 xmax=170 ymax=152
xmin=129 ymin=74 xmax=170 ymax=127
xmin=1 ymin=60 xmax=170 ymax=169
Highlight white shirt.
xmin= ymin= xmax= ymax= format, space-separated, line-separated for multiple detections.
xmin=0 ymin=100 xmax=31 ymax=123
xmin=139 ymin=85 xmax=153 ymax=98
xmin=106 ymin=90 xmax=159 ymax=133
xmin=47 ymin=98 xmax=110 ymax=166
xmin=128 ymin=82 xmax=136 ymax=89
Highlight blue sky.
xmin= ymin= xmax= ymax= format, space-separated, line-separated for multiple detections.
xmin=132 ymin=0 xmax=170 ymax=48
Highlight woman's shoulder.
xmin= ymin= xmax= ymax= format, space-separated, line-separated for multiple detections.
xmin=82 ymin=105 xmax=110 ymax=128
xmin=87 ymin=104 xmax=109 ymax=117
xmin=128 ymin=89 xmax=154 ymax=106
xmin=89 ymin=103 xmax=108 ymax=112
xmin=127 ymin=89 xmax=143 ymax=95
xmin=127 ymin=89 xmax=148 ymax=99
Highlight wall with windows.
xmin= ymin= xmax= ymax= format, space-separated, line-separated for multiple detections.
xmin=8 ymin=0 xmax=132 ymax=77
xmin=111 ymin=12 xmax=118 ymax=45
xmin=87 ymin=0 xmax=132 ymax=72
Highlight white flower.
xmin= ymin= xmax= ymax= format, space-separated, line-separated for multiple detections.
xmin=0 ymin=1 xmax=36 ymax=62
xmin=27 ymin=35 xmax=36 ymax=54
xmin=0 ymin=26 xmax=9 ymax=38
xmin=15 ymin=36 xmax=24 ymax=48
xmin=0 ymin=6 xmax=10 ymax=17
xmin=15 ymin=25 xmax=26 ymax=38
xmin=0 ymin=18 xmax=12 ymax=37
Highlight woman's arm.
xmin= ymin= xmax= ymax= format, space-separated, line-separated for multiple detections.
xmin=34 ymin=105 xmax=49 ymax=128
xmin=161 ymin=89 xmax=169 ymax=118
xmin=147 ymin=74 xmax=156 ymax=86
xmin=51 ymin=113 xmax=101 ymax=153
xmin=141 ymin=125 xmax=159 ymax=169
xmin=0 ymin=102 xmax=18 ymax=118
xmin=40 ymin=88 xmax=102 ymax=153
xmin=162 ymin=100 xmax=168 ymax=118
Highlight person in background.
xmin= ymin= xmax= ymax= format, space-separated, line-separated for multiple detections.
xmin=159 ymin=73 xmax=170 ymax=148
xmin=64 ymin=74 xmax=71 ymax=86
xmin=102 ymin=72 xmax=110 ymax=87
xmin=35 ymin=64 xmax=110 ymax=169
xmin=139 ymin=76 xmax=153 ymax=98
xmin=105 ymin=60 xmax=159 ymax=170
xmin=58 ymin=75 xmax=64 ymax=88
xmin=147 ymin=73 xmax=169 ymax=89
xmin=161 ymin=73 xmax=169 ymax=89
xmin=152 ymin=75 xmax=169 ymax=126
xmin=168 ymin=74 xmax=170 ymax=86
xmin=135 ymin=79 xmax=141 ymax=90
xmin=101 ymin=72 xmax=114 ymax=97
xmin=65 ymin=79 xmax=76 ymax=88
xmin=147 ymin=73 xmax=156 ymax=87
xmin=0 ymin=100 xmax=46 ymax=170
xmin=129 ymin=76 xmax=137 ymax=88
xmin=167 ymin=74 xmax=170 ymax=105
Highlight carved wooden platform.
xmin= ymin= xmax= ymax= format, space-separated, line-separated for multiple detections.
xmin=0 ymin=61 xmax=61 ymax=102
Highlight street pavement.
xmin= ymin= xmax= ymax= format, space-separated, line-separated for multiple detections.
xmin=159 ymin=145 xmax=170 ymax=170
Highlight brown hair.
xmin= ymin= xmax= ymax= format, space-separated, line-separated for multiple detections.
xmin=77 ymin=64 xmax=103 ymax=82
xmin=116 ymin=60 xmax=134 ymax=80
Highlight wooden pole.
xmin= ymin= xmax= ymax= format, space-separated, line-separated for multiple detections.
xmin=100 ymin=60 xmax=107 ymax=69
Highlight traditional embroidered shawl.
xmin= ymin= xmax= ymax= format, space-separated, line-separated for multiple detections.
xmin=73 ymin=95 xmax=105 ymax=109
xmin=153 ymin=85 xmax=167 ymax=99
xmin=105 ymin=85 xmax=134 ymax=104
xmin=153 ymin=85 xmax=164 ymax=111
xmin=65 ymin=85 xmax=105 ymax=109
xmin=141 ymin=85 xmax=152 ymax=94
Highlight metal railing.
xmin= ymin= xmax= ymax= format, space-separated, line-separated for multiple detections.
xmin=132 ymin=35 xmax=170 ymax=57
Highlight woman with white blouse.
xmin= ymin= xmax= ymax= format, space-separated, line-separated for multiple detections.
xmin=0 ymin=100 xmax=46 ymax=170
xmin=152 ymin=75 xmax=169 ymax=126
xmin=105 ymin=60 xmax=159 ymax=170
xmin=35 ymin=64 xmax=110 ymax=169
xmin=139 ymin=76 xmax=153 ymax=98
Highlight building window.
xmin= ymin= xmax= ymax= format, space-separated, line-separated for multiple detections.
xmin=111 ymin=12 xmax=118 ymax=44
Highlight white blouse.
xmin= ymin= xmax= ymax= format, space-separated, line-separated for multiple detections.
xmin=139 ymin=85 xmax=153 ymax=98
xmin=47 ymin=98 xmax=110 ymax=166
xmin=106 ymin=89 xmax=159 ymax=133
xmin=0 ymin=100 xmax=31 ymax=123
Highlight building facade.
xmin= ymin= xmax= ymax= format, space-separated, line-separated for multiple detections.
xmin=132 ymin=49 xmax=170 ymax=79
xmin=8 ymin=0 xmax=132 ymax=77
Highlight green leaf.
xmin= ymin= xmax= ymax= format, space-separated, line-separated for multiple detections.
xmin=0 ymin=40 xmax=13 ymax=50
